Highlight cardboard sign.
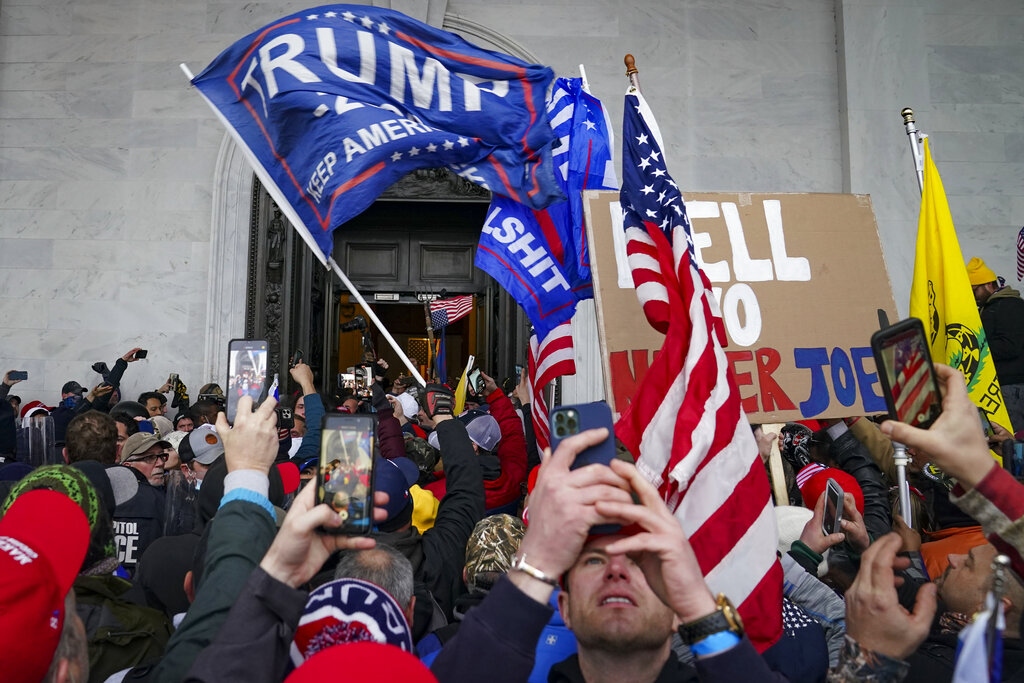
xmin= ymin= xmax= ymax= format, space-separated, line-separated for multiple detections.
xmin=584 ymin=190 xmax=898 ymax=423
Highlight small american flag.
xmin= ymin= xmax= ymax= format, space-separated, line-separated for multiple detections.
xmin=527 ymin=322 xmax=576 ymax=452
xmin=429 ymin=295 xmax=474 ymax=330
xmin=1017 ymin=226 xmax=1024 ymax=282
xmin=615 ymin=87 xmax=782 ymax=651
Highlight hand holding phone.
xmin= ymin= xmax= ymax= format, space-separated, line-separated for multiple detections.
xmin=5 ymin=371 xmax=27 ymax=383
xmin=871 ymin=318 xmax=942 ymax=428
xmin=317 ymin=414 xmax=376 ymax=534
xmin=226 ymin=339 xmax=269 ymax=423
xmin=550 ymin=402 xmax=617 ymax=469
xmin=822 ymin=478 xmax=844 ymax=536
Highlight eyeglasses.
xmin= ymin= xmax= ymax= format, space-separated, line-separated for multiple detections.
xmin=125 ymin=452 xmax=169 ymax=465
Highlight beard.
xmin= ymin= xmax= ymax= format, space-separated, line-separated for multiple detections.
xmin=569 ymin=603 xmax=674 ymax=654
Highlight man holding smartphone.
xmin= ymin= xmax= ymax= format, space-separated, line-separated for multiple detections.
xmin=430 ymin=429 xmax=786 ymax=683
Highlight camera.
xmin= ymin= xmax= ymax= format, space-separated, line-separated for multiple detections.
xmin=339 ymin=316 xmax=368 ymax=333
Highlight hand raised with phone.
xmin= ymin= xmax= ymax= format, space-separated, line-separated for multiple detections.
xmin=880 ymin=363 xmax=995 ymax=489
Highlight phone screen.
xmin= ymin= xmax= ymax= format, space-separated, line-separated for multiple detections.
xmin=872 ymin=320 xmax=942 ymax=428
xmin=468 ymin=369 xmax=482 ymax=394
xmin=514 ymin=364 xmax=524 ymax=385
xmin=226 ymin=339 xmax=269 ymax=422
xmin=318 ymin=415 xmax=375 ymax=534
xmin=822 ymin=479 xmax=844 ymax=535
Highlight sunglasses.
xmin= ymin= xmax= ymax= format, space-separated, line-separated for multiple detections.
xmin=125 ymin=452 xmax=169 ymax=465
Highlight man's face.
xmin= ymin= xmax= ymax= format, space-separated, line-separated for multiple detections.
xmin=936 ymin=543 xmax=996 ymax=615
xmin=145 ymin=398 xmax=165 ymax=417
xmin=391 ymin=379 xmax=406 ymax=395
xmin=294 ymin=395 xmax=306 ymax=419
xmin=343 ymin=398 xmax=360 ymax=413
xmin=973 ymin=282 xmax=997 ymax=306
xmin=123 ymin=445 xmax=167 ymax=486
xmin=116 ymin=422 xmax=129 ymax=461
xmin=186 ymin=459 xmax=210 ymax=482
xmin=176 ymin=417 xmax=194 ymax=432
xmin=291 ymin=414 xmax=307 ymax=439
xmin=558 ymin=536 xmax=675 ymax=654
xmin=163 ymin=447 xmax=180 ymax=470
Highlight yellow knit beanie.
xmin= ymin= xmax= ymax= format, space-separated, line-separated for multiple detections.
xmin=966 ymin=257 xmax=997 ymax=286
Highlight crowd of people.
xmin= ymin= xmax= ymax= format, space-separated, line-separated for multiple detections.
xmin=1 ymin=313 xmax=1023 ymax=682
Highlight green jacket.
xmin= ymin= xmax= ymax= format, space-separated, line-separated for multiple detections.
xmin=151 ymin=499 xmax=277 ymax=683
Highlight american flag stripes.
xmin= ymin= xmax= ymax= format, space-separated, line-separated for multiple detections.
xmin=527 ymin=322 xmax=576 ymax=452
xmin=614 ymin=88 xmax=783 ymax=651
xmin=429 ymin=295 xmax=474 ymax=330
xmin=1017 ymin=226 xmax=1024 ymax=282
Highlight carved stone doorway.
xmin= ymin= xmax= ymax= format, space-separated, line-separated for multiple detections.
xmin=246 ymin=168 xmax=529 ymax=399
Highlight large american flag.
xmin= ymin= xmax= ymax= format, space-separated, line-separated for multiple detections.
xmin=429 ymin=295 xmax=474 ymax=330
xmin=527 ymin=322 xmax=576 ymax=452
xmin=615 ymin=88 xmax=783 ymax=651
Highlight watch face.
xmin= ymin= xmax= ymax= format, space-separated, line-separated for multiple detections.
xmin=717 ymin=595 xmax=744 ymax=633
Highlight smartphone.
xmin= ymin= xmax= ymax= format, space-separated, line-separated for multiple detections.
xmin=134 ymin=349 xmax=148 ymax=359
xmin=1003 ymin=440 xmax=1024 ymax=478
xmin=514 ymin=364 xmax=524 ymax=385
xmin=168 ymin=373 xmax=179 ymax=386
xmin=317 ymin=414 xmax=376 ymax=534
xmin=822 ymin=477 xmax=844 ymax=536
xmin=550 ymin=402 xmax=617 ymax=470
xmin=467 ymin=368 xmax=483 ymax=394
xmin=870 ymin=318 xmax=943 ymax=429
xmin=8 ymin=371 xmax=27 ymax=381
xmin=226 ymin=339 xmax=269 ymax=423
xmin=291 ymin=349 xmax=303 ymax=367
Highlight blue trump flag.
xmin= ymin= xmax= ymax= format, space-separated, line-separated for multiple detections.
xmin=190 ymin=5 xmax=562 ymax=261
xmin=475 ymin=77 xmax=615 ymax=340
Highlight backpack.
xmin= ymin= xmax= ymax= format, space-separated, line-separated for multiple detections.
xmin=73 ymin=574 xmax=173 ymax=683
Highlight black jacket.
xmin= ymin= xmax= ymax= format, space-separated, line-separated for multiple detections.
xmin=982 ymin=287 xmax=1024 ymax=385
xmin=0 ymin=382 xmax=15 ymax=458
xmin=112 ymin=467 xmax=166 ymax=575
xmin=376 ymin=417 xmax=485 ymax=619
xmin=828 ymin=429 xmax=892 ymax=541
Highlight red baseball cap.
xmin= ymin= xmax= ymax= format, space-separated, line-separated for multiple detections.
xmin=796 ymin=463 xmax=865 ymax=515
xmin=286 ymin=642 xmax=436 ymax=682
xmin=0 ymin=489 xmax=91 ymax=682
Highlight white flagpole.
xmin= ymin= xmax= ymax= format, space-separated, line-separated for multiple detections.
xmin=180 ymin=62 xmax=426 ymax=386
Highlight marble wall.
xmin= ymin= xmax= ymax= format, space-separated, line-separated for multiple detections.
xmin=0 ymin=0 xmax=1021 ymax=404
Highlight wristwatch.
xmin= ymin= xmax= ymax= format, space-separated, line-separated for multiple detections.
xmin=678 ymin=594 xmax=744 ymax=645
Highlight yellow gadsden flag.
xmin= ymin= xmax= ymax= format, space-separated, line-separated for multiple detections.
xmin=909 ymin=138 xmax=1014 ymax=434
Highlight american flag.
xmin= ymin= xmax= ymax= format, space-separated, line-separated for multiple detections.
xmin=429 ymin=295 xmax=474 ymax=330
xmin=527 ymin=322 xmax=576 ymax=452
xmin=614 ymin=88 xmax=783 ymax=651
xmin=1017 ymin=226 xmax=1024 ymax=282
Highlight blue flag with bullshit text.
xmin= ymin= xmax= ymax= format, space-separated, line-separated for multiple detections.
xmin=476 ymin=77 xmax=616 ymax=340
xmin=191 ymin=5 xmax=562 ymax=261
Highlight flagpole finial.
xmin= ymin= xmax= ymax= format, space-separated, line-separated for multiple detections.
xmin=624 ymin=54 xmax=638 ymax=76
xmin=901 ymin=107 xmax=915 ymax=124
xmin=624 ymin=54 xmax=641 ymax=92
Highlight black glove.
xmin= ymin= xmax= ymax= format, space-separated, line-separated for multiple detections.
xmin=420 ymin=383 xmax=454 ymax=419
xmin=370 ymin=383 xmax=390 ymax=412
xmin=780 ymin=423 xmax=813 ymax=471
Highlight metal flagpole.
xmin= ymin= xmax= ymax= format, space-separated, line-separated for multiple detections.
xmin=901 ymin=107 xmax=925 ymax=193
xmin=989 ymin=555 xmax=1010 ymax=673
xmin=327 ymin=257 xmax=426 ymax=386
xmin=893 ymin=105 xmax=930 ymax=527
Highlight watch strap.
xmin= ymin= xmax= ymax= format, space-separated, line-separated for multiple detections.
xmin=679 ymin=609 xmax=732 ymax=645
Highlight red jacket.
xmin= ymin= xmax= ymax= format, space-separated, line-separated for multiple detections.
xmin=424 ymin=390 xmax=528 ymax=510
